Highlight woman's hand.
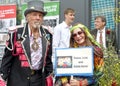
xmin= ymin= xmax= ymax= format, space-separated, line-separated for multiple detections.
xmin=63 ymin=83 xmax=71 ymax=86
xmin=70 ymin=79 xmax=80 ymax=86
xmin=70 ymin=78 xmax=88 ymax=86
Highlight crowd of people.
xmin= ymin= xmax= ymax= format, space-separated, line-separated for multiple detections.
xmin=0 ymin=0 xmax=117 ymax=86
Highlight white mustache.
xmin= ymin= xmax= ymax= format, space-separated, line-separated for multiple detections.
xmin=33 ymin=22 xmax=41 ymax=29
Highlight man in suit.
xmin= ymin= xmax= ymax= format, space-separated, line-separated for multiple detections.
xmin=91 ymin=16 xmax=116 ymax=49
xmin=0 ymin=1 xmax=53 ymax=86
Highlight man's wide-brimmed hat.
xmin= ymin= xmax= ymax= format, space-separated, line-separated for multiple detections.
xmin=24 ymin=0 xmax=47 ymax=16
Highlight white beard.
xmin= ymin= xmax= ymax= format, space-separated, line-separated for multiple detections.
xmin=33 ymin=22 xmax=41 ymax=29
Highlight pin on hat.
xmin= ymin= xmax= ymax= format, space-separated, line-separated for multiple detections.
xmin=24 ymin=0 xmax=47 ymax=16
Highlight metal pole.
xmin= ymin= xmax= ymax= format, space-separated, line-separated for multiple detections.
xmin=116 ymin=0 xmax=120 ymax=57
xmin=118 ymin=0 xmax=120 ymax=57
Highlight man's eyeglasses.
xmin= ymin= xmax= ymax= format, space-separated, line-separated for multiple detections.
xmin=72 ymin=31 xmax=84 ymax=37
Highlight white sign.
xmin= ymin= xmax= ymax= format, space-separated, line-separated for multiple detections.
xmin=54 ymin=47 xmax=94 ymax=76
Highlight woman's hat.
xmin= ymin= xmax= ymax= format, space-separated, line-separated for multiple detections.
xmin=24 ymin=0 xmax=47 ymax=16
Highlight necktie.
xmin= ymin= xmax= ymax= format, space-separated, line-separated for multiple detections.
xmin=99 ymin=30 xmax=103 ymax=45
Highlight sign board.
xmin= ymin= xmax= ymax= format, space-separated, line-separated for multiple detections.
xmin=54 ymin=47 xmax=94 ymax=76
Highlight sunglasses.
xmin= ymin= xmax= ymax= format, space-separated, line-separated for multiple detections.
xmin=72 ymin=31 xmax=84 ymax=37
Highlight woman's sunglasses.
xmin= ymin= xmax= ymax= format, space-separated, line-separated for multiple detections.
xmin=72 ymin=31 xmax=84 ymax=37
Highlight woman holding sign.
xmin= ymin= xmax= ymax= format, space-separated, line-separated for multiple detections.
xmin=69 ymin=23 xmax=104 ymax=86
xmin=55 ymin=23 xmax=104 ymax=86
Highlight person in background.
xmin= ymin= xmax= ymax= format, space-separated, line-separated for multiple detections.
xmin=90 ymin=16 xmax=116 ymax=49
xmin=0 ymin=1 xmax=53 ymax=86
xmin=52 ymin=8 xmax=75 ymax=71
xmin=57 ymin=23 xmax=104 ymax=86
xmin=53 ymin=8 xmax=75 ymax=50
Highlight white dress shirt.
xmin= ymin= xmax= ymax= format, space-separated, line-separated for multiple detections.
xmin=53 ymin=21 xmax=71 ymax=49
xmin=52 ymin=21 xmax=72 ymax=68
xmin=28 ymin=25 xmax=43 ymax=70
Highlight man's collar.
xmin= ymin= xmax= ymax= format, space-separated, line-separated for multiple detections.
xmin=62 ymin=21 xmax=72 ymax=29
xmin=98 ymin=27 xmax=106 ymax=32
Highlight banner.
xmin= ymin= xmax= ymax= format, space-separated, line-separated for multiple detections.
xmin=44 ymin=1 xmax=59 ymax=28
xmin=0 ymin=5 xmax=16 ymax=19
xmin=0 ymin=4 xmax=16 ymax=32
xmin=54 ymin=47 xmax=94 ymax=76
xmin=0 ymin=4 xmax=16 ymax=59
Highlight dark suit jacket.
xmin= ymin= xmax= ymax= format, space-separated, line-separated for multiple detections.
xmin=90 ymin=28 xmax=116 ymax=48
xmin=0 ymin=23 xmax=53 ymax=86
